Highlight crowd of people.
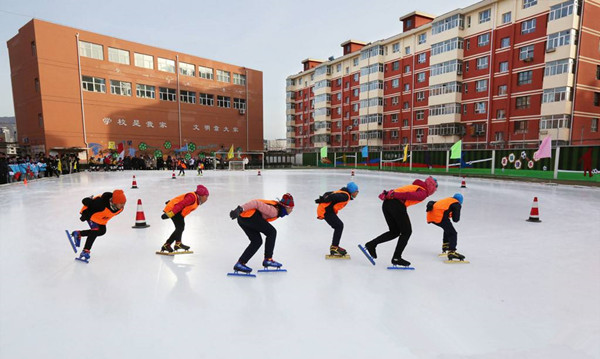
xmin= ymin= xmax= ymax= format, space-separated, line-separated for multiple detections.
xmin=87 ymin=154 xmax=215 ymax=172
xmin=0 ymin=152 xmax=79 ymax=184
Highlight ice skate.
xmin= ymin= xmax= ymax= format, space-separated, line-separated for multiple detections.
xmin=75 ymin=250 xmax=90 ymax=263
xmin=358 ymin=244 xmax=376 ymax=265
xmin=326 ymin=245 xmax=350 ymax=259
xmin=227 ymin=262 xmax=256 ymax=277
xmin=388 ymin=257 xmax=415 ymax=270
xmin=258 ymin=258 xmax=287 ymax=273
xmin=156 ymin=243 xmax=175 ymax=255
xmin=71 ymin=231 xmax=81 ymax=247
xmin=438 ymin=243 xmax=449 ymax=257
xmin=445 ymin=251 xmax=469 ymax=263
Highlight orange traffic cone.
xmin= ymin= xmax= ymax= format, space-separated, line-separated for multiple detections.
xmin=131 ymin=175 xmax=138 ymax=189
xmin=24 ymin=178 xmax=28 ymax=185
xmin=257 ymin=170 xmax=261 ymax=176
xmin=132 ymin=199 xmax=150 ymax=228
xmin=171 ymin=171 xmax=176 ymax=179
xmin=351 ymin=170 xmax=355 ymax=177
xmin=526 ymin=197 xmax=541 ymax=222
xmin=461 ymin=177 xmax=467 ymax=188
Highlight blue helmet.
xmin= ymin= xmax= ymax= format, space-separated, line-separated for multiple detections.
xmin=453 ymin=193 xmax=463 ymax=205
xmin=346 ymin=182 xmax=359 ymax=194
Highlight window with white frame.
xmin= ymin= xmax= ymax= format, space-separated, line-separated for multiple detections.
xmin=180 ymin=90 xmax=196 ymax=104
xmin=476 ymin=56 xmax=489 ymax=69
xmin=429 ymin=103 xmax=461 ymax=116
xmin=352 ymin=103 xmax=359 ymax=112
xmin=391 ymin=130 xmax=399 ymax=138
xmin=500 ymin=37 xmax=510 ymax=48
xmin=516 ymin=96 xmax=530 ymax=109
xmin=417 ymin=72 xmax=426 ymax=83
xmin=517 ymin=70 xmax=533 ymax=85
xmin=430 ymin=60 xmax=463 ymax=77
xmin=415 ymin=129 xmax=424 ymax=142
xmin=159 ymin=87 xmax=176 ymax=101
xmin=592 ymin=118 xmax=598 ymax=132
xmin=514 ymin=120 xmax=528 ymax=133
xmin=416 ymin=91 xmax=425 ymax=101
xmin=391 ymin=96 xmax=399 ymax=105
xmin=136 ymin=84 xmax=155 ymax=99
xmin=134 ymin=53 xmax=153 ymax=69
xmin=233 ymin=73 xmax=246 ymax=85
xmin=430 ymin=82 xmax=462 ymax=96
xmin=475 ymin=79 xmax=488 ymax=92
xmin=233 ymin=98 xmax=246 ymax=109
xmin=431 ymin=37 xmax=464 ymax=56
xmin=519 ymin=45 xmax=534 ymax=60
xmin=549 ymin=1 xmax=576 ymax=21
xmin=475 ymin=102 xmax=487 ymax=114
xmin=217 ymin=70 xmax=231 ymax=83
xmin=353 ymin=89 xmax=359 ymax=97
xmin=179 ymin=62 xmax=195 ymax=77
xmin=546 ymin=29 xmax=576 ymax=51
xmin=497 ymin=109 xmax=506 ymax=119
xmin=198 ymin=66 xmax=214 ymax=80
xmin=81 ymin=75 xmax=105 ymax=93
xmin=110 ymin=80 xmax=131 ymax=96
xmin=217 ymin=95 xmax=231 ymax=108
xmin=392 ymin=79 xmax=400 ymax=88
xmin=523 ymin=0 xmax=537 ymax=9
xmin=479 ymin=9 xmax=491 ymax=23
xmin=431 ymin=14 xmax=464 ymax=35
xmin=336 ymin=64 xmax=341 ymax=72
xmin=418 ymin=33 xmax=427 ymax=44
xmin=79 ymin=41 xmax=103 ymax=60
xmin=545 ymin=58 xmax=575 ymax=77
xmin=404 ymin=65 xmax=411 ymax=73
xmin=502 ymin=12 xmax=512 ymax=24
xmin=415 ymin=110 xmax=425 ymax=120
xmin=542 ymin=86 xmax=572 ymax=103
xmin=417 ymin=53 xmax=427 ymax=64
xmin=353 ymin=58 xmax=359 ymax=66
xmin=405 ymin=46 xmax=411 ymax=55
xmin=392 ymin=43 xmax=400 ymax=53
xmin=540 ymin=115 xmax=571 ymax=129
xmin=521 ymin=19 xmax=536 ymax=34
xmin=392 ymin=61 xmax=400 ymax=71
xmin=157 ymin=58 xmax=175 ymax=73
xmin=499 ymin=61 xmax=509 ymax=72
xmin=478 ymin=33 xmax=490 ymax=47
xmin=108 ymin=47 xmax=129 ymax=65
xmin=498 ymin=85 xmax=507 ymax=95
xmin=199 ymin=93 xmax=214 ymax=106
xmin=403 ymin=83 xmax=410 ymax=92
xmin=402 ymin=118 xmax=408 ymax=126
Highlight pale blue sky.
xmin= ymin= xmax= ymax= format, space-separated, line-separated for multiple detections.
xmin=0 ymin=0 xmax=473 ymax=139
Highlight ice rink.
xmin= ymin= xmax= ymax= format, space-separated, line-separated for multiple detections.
xmin=1 ymin=169 xmax=599 ymax=359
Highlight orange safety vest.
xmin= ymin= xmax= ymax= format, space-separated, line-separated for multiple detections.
xmin=240 ymin=200 xmax=279 ymax=222
xmin=80 ymin=195 xmax=124 ymax=225
xmin=164 ymin=192 xmax=199 ymax=217
xmin=391 ymin=184 xmax=425 ymax=207
xmin=317 ymin=190 xmax=350 ymax=219
xmin=427 ymin=197 xmax=459 ymax=224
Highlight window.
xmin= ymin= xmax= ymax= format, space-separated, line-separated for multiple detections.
xmin=498 ymin=85 xmax=507 ymax=95
xmin=392 ymin=61 xmax=400 ymax=71
xmin=199 ymin=93 xmax=214 ymax=106
xmin=515 ymin=96 xmax=531 ymax=109
xmin=478 ymin=33 xmax=490 ymax=47
xmin=431 ymin=14 xmax=464 ymax=35
xmin=110 ymin=80 xmax=131 ymax=96
xmin=499 ymin=61 xmax=509 ymax=72
xmin=475 ymin=102 xmax=487 ymax=114
xmin=514 ymin=120 xmax=528 ymax=133
xmin=404 ymin=65 xmax=411 ymax=73
xmin=405 ymin=46 xmax=411 ymax=55
xmin=543 ymin=87 xmax=572 ymax=103
xmin=198 ymin=66 xmax=214 ymax=80
xmin=233 ymin=73 xmax=246 ymax=85
xmin=502 ymin=12 xmax=512 ymax=24
xmin=479 ymin=9 xmax=491 ymax=23
xmin=217 ymin=95 xmax=231 ymax=108
xmin=519 ymin=45 xmax=534 ymax=61
xmin=549 ymin=1 xmax=576 ymax=21
xmin=497 ymin=109 xmax=506 ymax=119
xmin=464 ymin=83 xmax=468 ymax=93
xmin=108 ymin=48 xmax=129 ymax=65
xmin=466 ymin=39 xmax=470 ymax=50
xmin=416 ymin=129 xmax=424 ymax=142
xmin=157 ymin=58 xmax=175 ymax=73
xmin=136 ymin=84 xmax=155 ymax=99
xmin=179 ymin=62 xmax=195 ymax=77
xmin=31 ymin=41 xmax=36 ymax=56
xmin=465 ymin=62 xmax=469 ymax=72
xmin=81 ymin=76 xmax=105 ymax=93
xmin=597 ymin=65 xmax=600 ymax=80
xmin=429 ymin=81 xmax=462 ymax=96
xmin=517 ymin=71 xmax=533 ymax=85
xmin=521 ymin=19 xmax=536 ymax=34
xmin=352 ymin=103 xmax=359 ymax=112
xmin=430 ymin=60 xmax=463 ymax=77
xmin=467 ymin=16 xmax=471 ymax=28
xmin=353 ymin=89 xmax=359 ymax=97
xmin=417 ymin=72 xmax=426 ymax=83
xmin=403 ymin=83 xmax=410 ymax=92
xmin=34 ymin=78 xmax=39 ymax=92
xmin=547 ymin=30 xmax=576 ymax=51
xmin=336 ymin=64 xmax=341 ymax=72
xmin=431 ymin=37 xmax=464 ymax=56
xmin=134 ymin=53 xmax=154 ymax=69
xmin=159 ymin=87 xmax=176 ymax=101
xmin=540 ymin=115 xmax=571 ymax=129
xmin=495 ymin=131 xmax=504 ymax=141
xmin=476 ymin=56 xmax=489 ymax=70
xmin=416 ymin=91 xmax=425 ymax=101
xmin=353 ymin=73 xmax=360 ymax=82
xmin=38 ymin=113 xmax=43 ymax=128
xmin=392 ymin=43 xmax=400 ymax=53
xmin=595 ymin=93 xmax=600 ymax=106
xmin=463 ymin=104 xmax=467 ymax=114
xmin=233 ymin=98 xmax=246 ymax=110
xmin=353 ymin=58 xmax=359 ymax=66
xmin=217 ymin=70 xmax=231 ymax=83
xmin=429 ymin=103 xmax=461 ymax=116
xmin=523 ymin=0 xmax=537 ymax=9
xmin=592 ymin=118 xmax=598 ymax=132
xmin=475 ymin=79 xmax=488 ymax=92
xmin=418 ymin=33 xmax=427 ymax=44
xmin=180 ymin=90 xmax=196 ymax=104
xmin=391 ymin=79 xmax=400 ymax=88
xmin=403 ymin=102 xmax=410 ymax=110
xmin=79 ymin=41 xmax=103 ymax=60
xmin=417 ymin=53 xmax=427 ymax=64
xmin=500 ymin=37 xmax=510 ymax=48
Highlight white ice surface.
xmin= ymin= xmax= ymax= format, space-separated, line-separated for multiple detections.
xmin=0 ymin=169 xmax=599 ymax=359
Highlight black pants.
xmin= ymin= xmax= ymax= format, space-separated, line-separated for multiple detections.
xmin=237 ymin=211 xmax=277 ymax=263
xmin=366 ymin=199 xmax=412 ymax=260
xmin=324 ymin=211 xmax=344 ymax=247
xmin=80 ymin=224 xmax=107 ymax=251
xmin=434 ymin=218 xmax=457 ymax=251
xmin=166 ymin=213 xmax=185 ymax=245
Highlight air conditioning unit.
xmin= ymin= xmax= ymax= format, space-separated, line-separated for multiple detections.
xmin=523 ymin=57 xmax=534 ymax=62
xmin=239 ymin=109 xmax=246 ymax=115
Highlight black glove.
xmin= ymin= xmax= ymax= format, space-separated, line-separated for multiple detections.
xmin=315 ymin=196 xmax=323 ymax=204
xmin=426 ymin=201 xmax=435 ymax=212
xmin=161 ymin=213 xmax=169 ymax=220
xmin=229 ymin=206 xmax=243 ymax=220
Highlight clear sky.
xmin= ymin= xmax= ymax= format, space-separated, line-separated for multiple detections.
xmin=0 ymin=0 xmax=474 ymax=140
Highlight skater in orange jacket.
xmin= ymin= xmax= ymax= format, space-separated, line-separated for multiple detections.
xmin=426 ymin=193 xmax=465 ymax=261
xmin=159 ymin=185 xmax=209 ymax=253
xmin=70 ymin=189 xmax=127 ymax=261
xmin=229 ymin=193 xmax=294 ymax=274
xmin=362 ymin=176 xmax=437 ymax=267
xmin=315 ymin=182 xmax=359 ymax=256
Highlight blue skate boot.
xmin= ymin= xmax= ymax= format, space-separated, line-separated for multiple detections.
xmin=262 ymin=258 xmax=282 ymax=268
xmin=76 ymin=249 xmax=90 ymax=263
xmin=233 ymin=262 xmax=252 ymax=273
xmin=71 ymin=231 xmax=81 ymax=247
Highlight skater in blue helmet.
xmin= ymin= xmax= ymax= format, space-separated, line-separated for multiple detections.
xmin=315 ymin=182 xmax=359 ymax=257
xmin=426 ymin=193 xmax=465 ymax=261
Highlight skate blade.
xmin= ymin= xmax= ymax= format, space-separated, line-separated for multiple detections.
xmin=444 ymin=260 xmax=470 ymax=264
xmin=438 ymin=253 xmax=448 ymax=257
xmin=65 ymin=230 xmax=77 ymax=253
xmin=358 ymin=244 xmax=376 ymax=266
xmin=155 ymin=251 xmax=175 ymax=256
xmin=227 ymin=272 xmax=256 ymax=278
xmin=172 ymin=250 xmax=194 ymax=255
xmin=387 ymin=265 xmax=415 ymax=270
xmin=325 ymin=254 xmax=351 ymax=259
xmin=257 ymin=268 xmax=287 ymax=273
xmin=75 ymin=257 xmax=89 ymax=264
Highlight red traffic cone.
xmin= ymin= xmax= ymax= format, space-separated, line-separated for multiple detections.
xmin=171 ymin=171 xmax=176 ymax=179
xmin=24 ymin=178 xmax=28 ymax=185
xmin=351 ymin=170 xmax=355 ymax=177
xmin=461 ymin=177 xmax=467 ymax=188
xmin=526 ymin=197 xmax=541 ymax=222
xmin=132 ymin=199 xmax=150 ymax=228
xmin=257 ymin=170 xmax=261 ymax=176
xmin=131 ymin=175 xmax=138 ymax=189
